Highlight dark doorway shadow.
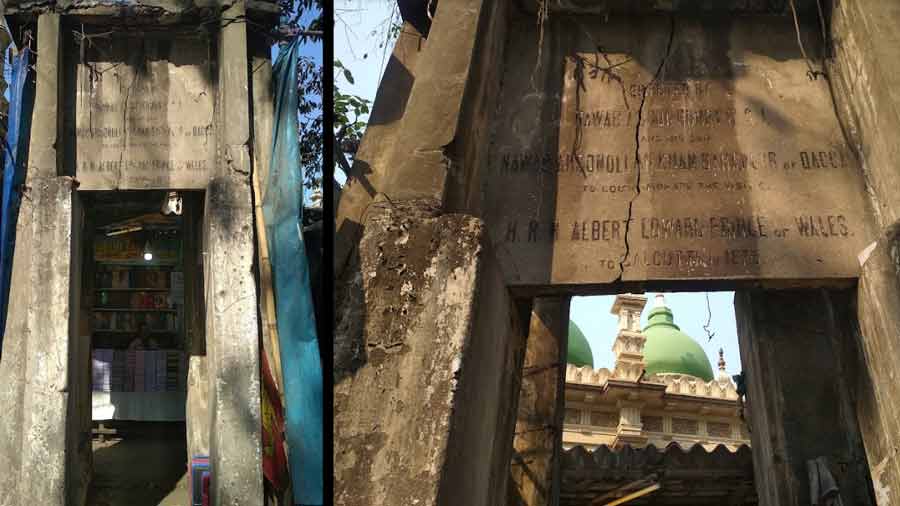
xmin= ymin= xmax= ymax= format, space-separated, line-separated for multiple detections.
xmin=87 ymin=422 xmax=189 ymax=506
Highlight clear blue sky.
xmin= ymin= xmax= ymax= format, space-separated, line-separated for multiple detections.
xmin=334 ymin=0 xmax=397 ymax=106
xmin=335 ymin=2 xmax=744 ymax=377
xmin=334 ymin=0 xmax=398 ymax=184
xmin=573 ymin=292 xmax=742 ymax=377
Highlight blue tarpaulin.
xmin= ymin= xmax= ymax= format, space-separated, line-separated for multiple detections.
xmin=0 ymin=47 xmax=34 ymax=354
xmin=264 ymin=38 xmax=323 ymax=506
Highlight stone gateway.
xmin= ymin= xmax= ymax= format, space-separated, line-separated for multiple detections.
xmin=336 ymin=1 xmax=900 ymax=506
xmin=0 ymin=2 xmax=281 ymax=505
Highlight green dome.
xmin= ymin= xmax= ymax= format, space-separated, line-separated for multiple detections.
xmin=642 ymin=298 xmax=714 ymax=381
xmin=567 ymin=321 xmax=594 ymax=368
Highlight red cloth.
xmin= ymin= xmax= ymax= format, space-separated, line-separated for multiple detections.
xmin=261 ymin=352 xmax=288 ymax=491
xmin=201 ymin=474 xmax=210 ymax=506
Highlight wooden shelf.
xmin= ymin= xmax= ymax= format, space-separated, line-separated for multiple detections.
xmin=95 ymin=288 xmax=170 ymax=292
xmin=92 ymin=330 xmax=178 ymax=335
xmin=96 ymin=261 xmax=178 ymax=267
xmin=92 ymin=308 xmax=177 ymax=313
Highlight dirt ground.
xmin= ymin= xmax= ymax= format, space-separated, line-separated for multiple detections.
xmin=86 ymin=424 xmax=191 ymax=506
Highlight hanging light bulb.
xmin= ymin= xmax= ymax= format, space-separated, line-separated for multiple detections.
xmin=143 ymin=240 xmax=153 ymax=261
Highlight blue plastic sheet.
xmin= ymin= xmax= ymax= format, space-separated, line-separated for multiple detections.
xmin=0 ymin=47 xmax=34 ymax=354
xmin=263 ymin=38 xmax=323 ymax=506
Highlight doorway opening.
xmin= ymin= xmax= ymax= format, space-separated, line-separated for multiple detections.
xmin=565 ymin=291 xmax=746 ymax=448
xmin=560 ymin=291 xmax=752 ymax=505
xmin=78 ymin=190 xmax=205 ymax=506
xmin=508 ymin=289 xmax=877 ymax=506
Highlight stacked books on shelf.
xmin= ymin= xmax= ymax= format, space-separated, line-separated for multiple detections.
xmin=95 ymin=269 xmax=171 ymax=290
xmin=92 ymin=311 xmax=177 ymax=332
xmin=92 ymin=269 xmax=184 ymax=335
xmin=96 ymin=291 xmax=173 ymax=310
xmin=92 ymin=348 xmax=187 ymax=393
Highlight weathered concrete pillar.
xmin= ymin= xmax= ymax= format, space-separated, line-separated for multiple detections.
xmin=855 ymin=232 xmax=900 ymax=504
xmin=734 ymin=290 xmax=874 ymax=506
xmin=0 ymin=177 xmax=77 ymax=506
xmin=0 ymin=13 xmax=81 ymax=506
xmin=203 ymin=1 xmax=263 ymax=504
xmin=335 ymin=1 xmax=521 ymax=504
xmin=335 ymin=0 xmax=510 ymax=273
xmin=508 ymin=297 xmax=570 ymax=506
xmin=828 ymin=2 xmax=900 ymax=503
xmin=28 ymin=13 xmax=61 ymax=179
xmin=334 ymin=203 xmax=526 ymax=506
xmin=333 ymin=20 xmax=426 ymax=270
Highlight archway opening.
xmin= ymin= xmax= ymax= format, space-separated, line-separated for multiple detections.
xmin=76 ymin=190 xmax=205 ymax=506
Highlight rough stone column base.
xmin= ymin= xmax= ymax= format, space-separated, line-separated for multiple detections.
xmin=335 ymin=202 xmax=525 ymax=506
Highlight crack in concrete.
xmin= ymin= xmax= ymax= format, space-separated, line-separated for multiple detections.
xmin=116 ymin=69 xmax=137 ymax=190
xmin=229 ymin=162 xmax=251 ymax=176
xmin=225 ymin=146 xmax=251 ymax=176
xmin=616 ymin=16 xmax=676 ymax=282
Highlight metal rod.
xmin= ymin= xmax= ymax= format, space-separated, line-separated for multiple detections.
xmin=598 ymin=483 xmax=661 ymax=506
xmin=590 ymin=476 xmax=656 ymax=504
xmin=106 ymin=226 xmax=143 ymax=236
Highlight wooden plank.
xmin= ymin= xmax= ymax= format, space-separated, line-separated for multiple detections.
xmin=599 ymin=483 xmax=661 ymax=506
xmin=252 ymin=165 xmax=284 ymax=395
xmin=590 ymin=477 xmax=657 ymax=504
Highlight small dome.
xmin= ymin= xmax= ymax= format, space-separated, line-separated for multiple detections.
xmin=567 ymin=320 xmax=594 ymax=368
xmin=642 ymin=296 xmax=714 ymax=381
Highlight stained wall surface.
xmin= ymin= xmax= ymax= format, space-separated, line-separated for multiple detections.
xmin=484 ymin=13 xmax=872 ymax=289
xmin=72 ymin=32 xmax=217 ymax=190
xmin=829 ymin=1 xmax=900 ymax=504
xmin=334 ymin=205 xmax=525 ymax=506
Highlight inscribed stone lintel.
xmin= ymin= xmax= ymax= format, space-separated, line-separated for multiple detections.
xmin=484 ymin=17 xmax=873 ymax=288
xmin=75 ymin=36 xmax=216 ymax=190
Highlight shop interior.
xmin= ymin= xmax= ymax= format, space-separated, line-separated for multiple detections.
xmin=81 ymin=190 xmax=203 ymax=506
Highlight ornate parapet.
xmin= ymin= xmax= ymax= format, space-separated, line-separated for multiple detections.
xmin=566 ymin=365 xmax=739 ymax=401
xmin=566 ymin=364 xmax=611 ymax=386
xmin=652 ymin=373 xmax=740 ymax=401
